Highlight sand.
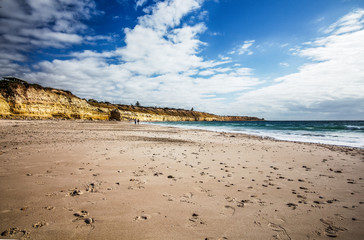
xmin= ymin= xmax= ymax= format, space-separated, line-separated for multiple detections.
xmin=0 ymin=120 xmax=363 ymax=239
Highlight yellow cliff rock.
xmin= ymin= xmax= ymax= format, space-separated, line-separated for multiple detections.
xmin=0 ymin=78 xmax=263 ymax=122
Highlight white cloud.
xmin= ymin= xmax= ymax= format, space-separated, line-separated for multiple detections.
xmin=20 ymin=28 xmax=83 ymax=45
xmin=218 ymin=55 xmax=231 ymax=61
xmin=199 ymin=70 xmax=215 ymax=76
xmin=116 ymin=23 xmax=207 ymax=75
xmin=279 ymin=62 xmax=289 ymax=67
xmin=0 ymin=0 xmax=103 ymax=74
xmin=325 ymin=9 xmax=364 ymax=35
xmin=139 ymin=0 xmax=201 ymax=32
xmin=135 ymin=0 xmax=148 ymax=9
xmin=233 ymin=9 xmax=364 ymax=120
xmin=21 ymin=0 xmax=261 ymax=113
xmin=8 ymin=1 xmax=363 ymax=120
xmin=85 ymin=35 xmax=113 ymax=42
xmin=232 ymin=40 xmax=255 ymax=55
xmin=193 ymin=71 xmax=260 ymax=94
xmin=198 ymin=10 xmax=209 ymax=20
xmin=71 ymin=50 xmax=117 ymax=59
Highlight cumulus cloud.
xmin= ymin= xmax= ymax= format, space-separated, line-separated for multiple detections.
xmin=233 ymin=9 xmax=364 ymax=120
xmin=5 ymin=0 xmax=361 ymax=119
xmin=135 ymin=0 xmax=148 ymax=9
xmin=0 ymin=0 xmax=103 ymax=75
xmin=138 ymin=0 xmax=202 ymax=32
xmin=22 ymin=0 xmax=261 ymax=112
xmin=117 ymin=22 xmax=207 ymax=75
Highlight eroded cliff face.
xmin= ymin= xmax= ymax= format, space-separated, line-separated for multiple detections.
xmin=0 ymin=80 xmax=109 ymax=120
xmin=0 ymin=79 xmax=264 ymax=122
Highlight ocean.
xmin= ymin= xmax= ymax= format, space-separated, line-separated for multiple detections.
xmin=149 ymin=120 xmax=364 ymax=148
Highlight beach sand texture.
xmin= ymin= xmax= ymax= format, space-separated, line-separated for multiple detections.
xmin=0 ymin=120 xmax=363 ymax=239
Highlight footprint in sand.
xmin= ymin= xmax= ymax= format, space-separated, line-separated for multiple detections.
xmin=73 ymin=210 xmax=95 ymax=226
xmin=133 ymin=215 xmax=151 ymax=222
xmin=69 ymin=189 xmax=83 ymax=196
xmin=268 ymin=222 xmax=291 ymax=240
xmin=188 ymin=213 xmax=205 ymax=226
xmin=162 ymin=193 xmax=176 ymax=201
xmin=347 ymin=179 xmax=356 ymax=184
xmin=73 ymin=210 xmax=89 ymax=220
xmin=84 ymin=218 xmax=95 ymax=225
xmin=180 ymin=194 xmax=195 ymax=204
xmin=1 ymin=227 xmax=30 ymax=239
xmin=44 ymin=206 xmax=55 ymax=210
xmin=205 ymin=237 xmax=228 ymax=240
xmin=85 ymin=181 xmax=103 ymax=192
xmin=222 ymin=205 xmax=235 ymax=216
xmin=286 ymin=203 xmax=298 ymax=210
xmin=320 ymin=218 xmax=347 ymax=238
xmin=32 ymin=221 xmax=48 ymax=228
xmin=225 ymin=196 xmax=249 ymax=208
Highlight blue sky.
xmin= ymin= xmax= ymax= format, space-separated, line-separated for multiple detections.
xmin=1 ymin=0 xmax=364 ymax=120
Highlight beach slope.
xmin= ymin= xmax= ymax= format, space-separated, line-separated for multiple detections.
xmin=0 ymin=120 xmax=363 ymax=239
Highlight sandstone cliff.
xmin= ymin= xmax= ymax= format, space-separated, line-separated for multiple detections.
xmin=0 ymin=78 xmax=264 ymax=122
xmin=0 ymin=79 xmax=109 ymax=120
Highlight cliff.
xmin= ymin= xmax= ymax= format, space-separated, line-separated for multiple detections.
xmin=0 ymin=78 xmax=264 ymax=122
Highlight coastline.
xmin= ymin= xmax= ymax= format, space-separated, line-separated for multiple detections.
xmin=147 ymin=121 xmax=364 ymax=149
xmin=0 ymin=78 xmax=263 ymax=122
xmin=0 ymin=119 xmax=363 ymax=239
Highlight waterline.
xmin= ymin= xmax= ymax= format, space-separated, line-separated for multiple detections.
xmin=148 ymin=121 xmax=364 ymax=148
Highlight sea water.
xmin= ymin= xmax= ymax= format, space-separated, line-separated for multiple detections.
xmin=149 ymin=121 xmax=364 ymax=148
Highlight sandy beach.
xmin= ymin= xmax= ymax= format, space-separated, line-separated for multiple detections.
xmin=0 ymin=120 xmax=363 ymax=239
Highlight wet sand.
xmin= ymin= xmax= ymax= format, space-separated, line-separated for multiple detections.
xmin=0 ymin=120 xmax=363 ymax=239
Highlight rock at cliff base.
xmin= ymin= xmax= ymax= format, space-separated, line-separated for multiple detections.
xmin=109 ymin=109 xmax=121 ymax=121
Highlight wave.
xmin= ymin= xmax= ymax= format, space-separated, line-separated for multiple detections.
xmin=148 ymin=121 xmax=364 ymax=148
xmin=345 ymin=125 xmax=364 ymax=130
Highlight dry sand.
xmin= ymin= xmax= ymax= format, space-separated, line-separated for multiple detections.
xmin=0 ymin=120 xmax=363 ymax=239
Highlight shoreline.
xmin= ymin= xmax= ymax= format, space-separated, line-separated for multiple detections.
xmin=0 ymin=119 xmax=363 ymax=239
xmin=146 ymin=121 xmax=364 ymax=150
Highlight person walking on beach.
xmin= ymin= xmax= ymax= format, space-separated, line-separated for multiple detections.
xmin=137 ymin=119 xmax=140 ymax=124
xmin=134 ymin=119 xmax=137 ymax=125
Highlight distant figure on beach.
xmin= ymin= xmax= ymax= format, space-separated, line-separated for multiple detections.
xmin=137 ymin=119 xmax=140 ymax=124
xmin=134 ymin=119 xmax=137 ymax=125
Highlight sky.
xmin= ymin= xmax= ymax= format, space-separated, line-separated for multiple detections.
xmin=1 ymin=0 xmax=364 ymax=120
